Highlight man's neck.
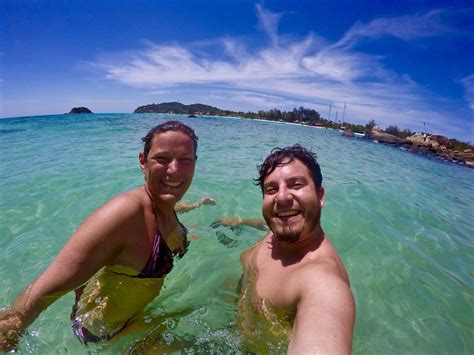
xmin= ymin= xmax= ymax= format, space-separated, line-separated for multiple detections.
xmin=271 ymin=225 xmax=325 ymax=264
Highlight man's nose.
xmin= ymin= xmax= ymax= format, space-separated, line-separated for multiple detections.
xmin=275 ymin=187 xmax=292 ymax=205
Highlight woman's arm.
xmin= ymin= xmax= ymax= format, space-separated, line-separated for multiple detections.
xmin=211 ymin=217 xmax=267 ymax=231
xmin=0 ymin=194 xmax=137 ymax=351
xmin=175 ymin=196 xmax=216 ymax=213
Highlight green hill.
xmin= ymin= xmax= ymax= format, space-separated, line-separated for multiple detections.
xmin=134 ymin=102 xmax=224 ymax=115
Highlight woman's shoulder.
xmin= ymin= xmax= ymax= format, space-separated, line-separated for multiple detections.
xmin=117 ymin=186 xmax=147 ymax=204
xmin=95 ymin=187 xmax=148 ymax=221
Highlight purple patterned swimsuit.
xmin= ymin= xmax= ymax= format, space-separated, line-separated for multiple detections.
xmin=71 ymin=223 xmax=189 ymax=344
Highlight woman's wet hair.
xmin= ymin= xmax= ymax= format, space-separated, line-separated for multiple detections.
xmin=142 ymin=120 xmax=198 ymax=160
xmin=255 ymin=144 xmax=322 ymax=191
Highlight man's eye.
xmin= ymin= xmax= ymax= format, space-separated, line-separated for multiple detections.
xmin=264 ymin=187 xmax=277 ymax=194
xmin=292 ymin=181 xmax=305 ymax=188
xmin=155 ymin=157 xmax=169 ymax=164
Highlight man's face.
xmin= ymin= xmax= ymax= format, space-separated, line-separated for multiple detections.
xmin=139 ymin=131 xmax=196 ymax=205
xmin=262 ymin=158 xmax=324 ymax=244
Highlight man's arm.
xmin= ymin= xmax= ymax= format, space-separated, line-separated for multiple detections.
xmin=0 ymin=195 xmax=133 ymax=351
xmin=288 ymin=263 xmax=355 ymax=355
xmin=175 ymin=196 xmax=215 ymax=213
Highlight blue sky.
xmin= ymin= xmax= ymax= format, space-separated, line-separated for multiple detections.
xmin=1 ymin=0 xmax=473 ymax=142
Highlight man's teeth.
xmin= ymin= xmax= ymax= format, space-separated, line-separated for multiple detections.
xmin=163 ymin=181 xmax=181 ymax=187
xmin=277 ymin=210 xmax=299 ymax=217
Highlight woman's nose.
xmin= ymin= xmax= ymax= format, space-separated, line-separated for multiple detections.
xmin=167 ymin=159 xmax=179 ymax=174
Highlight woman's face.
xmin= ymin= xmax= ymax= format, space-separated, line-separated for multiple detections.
xmin=140 ymin=130 xmax=196 ymax=205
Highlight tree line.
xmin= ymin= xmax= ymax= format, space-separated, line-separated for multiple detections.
xmin=133 ymin=102 xmax=472 ymax=149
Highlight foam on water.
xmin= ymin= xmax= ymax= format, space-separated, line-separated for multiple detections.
xmin=1 ymin=113 xmax=473 ymax=353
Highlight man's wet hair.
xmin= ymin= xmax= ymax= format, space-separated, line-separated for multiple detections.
xmin=142 ymin=120 xmax=198 ymax=160
xmin=255 ymin=144 xmax=322 ymax=191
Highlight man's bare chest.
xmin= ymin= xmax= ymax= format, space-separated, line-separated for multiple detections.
xmin=255 ymin=261 xmax=298 ymax=311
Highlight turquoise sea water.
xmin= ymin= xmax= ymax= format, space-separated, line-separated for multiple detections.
xmin=1 ymin=113 xmax=473 ymax=354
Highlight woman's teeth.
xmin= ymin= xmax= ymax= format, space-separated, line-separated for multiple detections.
xmin=163 ymin=181 xmax=181 ymax=187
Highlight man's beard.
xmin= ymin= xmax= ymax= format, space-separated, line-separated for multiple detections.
xmin=273 ymin=224 xmax=302 ymax=243
xmin=265 ymin=204 xmax=321 ymax=244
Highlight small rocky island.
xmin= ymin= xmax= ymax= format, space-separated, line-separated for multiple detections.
xmin=69 ymin=107 xmax=92 ymax=114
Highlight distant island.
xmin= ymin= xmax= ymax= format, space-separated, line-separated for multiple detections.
xmin=134 ymin=102 xmax=473 ymax=168
xmin=69 ymin=107 xmax=92 ymax=114
xmin=134 ymin=102 xmax=223 ymax=115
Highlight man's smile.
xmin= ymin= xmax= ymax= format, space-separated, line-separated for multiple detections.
xmin=274 ymin=209 xmax=302 ymax=224
xmin=276 ymin=209 xmax=300 ymax=218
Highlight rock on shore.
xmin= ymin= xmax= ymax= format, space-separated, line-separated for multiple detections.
xmin=342 ymin=129 xmax=355 ymax=137
xmin=366 ymin=125 xmax=403 ymax=144
xmin=366 ymin=126 xmax=473 ymax=168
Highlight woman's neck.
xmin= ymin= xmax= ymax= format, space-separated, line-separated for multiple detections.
xmin=143 ymin=184 xmax=176 ymax=222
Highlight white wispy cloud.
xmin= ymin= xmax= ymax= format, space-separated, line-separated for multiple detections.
xmin=335 ymin=9 xmax=453 ymax=48
xmin=459 ymin=74 xmax=474 ymax=110
xmin=256 ymin=3 xmax=283 ymax=46
xmin=94 ymin=4 xmax=470 ymax=137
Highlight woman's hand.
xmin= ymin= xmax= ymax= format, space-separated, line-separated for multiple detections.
xmin=198 ymin=197 xmax=216 ymax=206
xmin=0 ymin=309 xmax=23 ymax=352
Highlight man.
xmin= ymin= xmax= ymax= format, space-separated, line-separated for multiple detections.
xmin=239 ymin=144 xmax=355 ymax=354
xmin=0 ymin=121 xmax=214 ymax=351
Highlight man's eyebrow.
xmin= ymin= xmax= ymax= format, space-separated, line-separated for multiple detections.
xmin=263 ymin=181 xmax=277 ymax=188
xmin=288 ymin=175 xmax=308 ymax=181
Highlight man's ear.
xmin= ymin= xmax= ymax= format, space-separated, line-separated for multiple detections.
xmin=318 ymin=186 xmax=325 ymax=208
xmin=139 ymin=152 xmax=146 ymax=172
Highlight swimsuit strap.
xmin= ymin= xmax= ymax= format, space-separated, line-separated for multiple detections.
xmin=137 ymin=229 xmax=174 ymax=278
xmin=143 ymin=229 xmax=163 ymax=276
xmin=174 ymin=210 xmax=189 ymax=257
xmin=135 ymin=186 xmax=189 ymax=278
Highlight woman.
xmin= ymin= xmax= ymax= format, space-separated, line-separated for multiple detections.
xmin=0 ymin=120 xmax=210 ymax=349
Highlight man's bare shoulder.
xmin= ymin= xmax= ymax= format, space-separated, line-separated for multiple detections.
xmin=288 ymin=255 xmax=354 ymax=317
xmin=240 ymin=234 xmax=270 ymax=270
xmin=299 ymin=255 xmax=350 ymax=287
